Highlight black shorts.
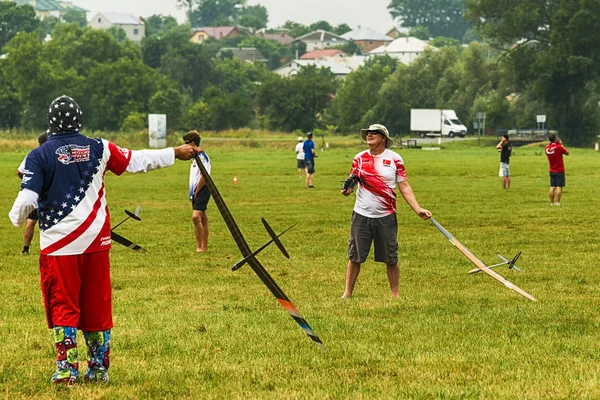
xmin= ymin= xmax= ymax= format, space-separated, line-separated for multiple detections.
xmin=305 ymin=158 xmax=315 ymax=174
xmin=550 ymin=172 xmax=566 ymax=187
xmin=297 ymin=159 xmax=306 ymax=169
xmin=192 ymin=186 xmax=211 ymax=212
xmin=27 ymin=209 xmax=38 ymax=220
xmin=348 ymin=211 xmax=398 ymax=265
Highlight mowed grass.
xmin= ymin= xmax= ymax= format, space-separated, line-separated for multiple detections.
xmin=0 ymin=134 xmax=599 ymax=399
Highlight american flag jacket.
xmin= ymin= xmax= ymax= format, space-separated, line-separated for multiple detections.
xmin=16 ymin=131 xmax=175 ymax=256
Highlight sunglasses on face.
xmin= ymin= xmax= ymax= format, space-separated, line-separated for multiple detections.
xmin=367 ymin=131 xmax=382 ymax=135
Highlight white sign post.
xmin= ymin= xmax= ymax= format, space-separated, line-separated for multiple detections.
xmin=148 ymin=114 xmax=167 ymax=148
xmin=536 ymin=115 xmax=546 ymax=130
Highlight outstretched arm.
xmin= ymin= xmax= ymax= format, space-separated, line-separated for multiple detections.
xmin=124 ymin=145 xmax=197 ymax=173
xmin=398 ymin=180 xmax=431 ymax=220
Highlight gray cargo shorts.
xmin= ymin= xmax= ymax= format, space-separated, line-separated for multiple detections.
xmin=348 ymin=211 xmax=398 ymax=265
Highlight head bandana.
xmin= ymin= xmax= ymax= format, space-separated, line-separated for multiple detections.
xmin=48 ymin=95 xmax=83 ymax=134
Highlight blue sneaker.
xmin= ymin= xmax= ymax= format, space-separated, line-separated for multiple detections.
xmin=84 ymin=368 xmax=109 ymax=383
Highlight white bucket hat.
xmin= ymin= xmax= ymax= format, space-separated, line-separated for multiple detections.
xmin=360 ymin=124 xmax=394 ymax=148
xmin=297 ymin=136 xmax=303 ymax=141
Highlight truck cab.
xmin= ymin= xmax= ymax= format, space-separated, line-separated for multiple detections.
xmin=441 ymin=110 xmax=467 ymax=138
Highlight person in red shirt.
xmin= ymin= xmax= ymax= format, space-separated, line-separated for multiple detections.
xmin=544 ymin=133 xmax=569 ymax=206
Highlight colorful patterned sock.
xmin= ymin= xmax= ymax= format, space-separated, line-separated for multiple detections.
xmin=83 ymin=329 xmax=111 ymax=383
xmin=51 ymin=326 xmax=79 ymax=385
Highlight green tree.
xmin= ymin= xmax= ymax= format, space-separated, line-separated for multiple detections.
xmin=143 ymin=14 xmax=179 ymax=37
xmin=237 ymin=35 xmax=296 ymax=69
xmin=43 ymin=24 xmax=133 ymax=76
xmin=408 ymin=26 xmax=430 ymax=40
xmin=62 ymin=9 xmax=87 ymax=27
xmin=83 ymin=58 xmax=159 ymax=130
xmin=3 ymin=32 xmax=84 ymax=129
xmin=37 ymin=16 xmax=60 ymax=37
xmin=466 ymin=0 xmax=600 ymax=144
xmin=183 ymin=100 xmax=215 ymax=130
xmin=326 ymin=56 xmax=399 ymax=133
xmin=183 ymin=86 xmax=253 ymax=131
xmin=0 ymin=61 xmax=21 ymax=128
xmin=388 ymin=0 xmax=472 ymax=40
xmin=282 ymin=21 xmax=310 ymax=38
xmin=334 ymin=23 xmax=352 ymax=35
xmin=237 ymin=5 xmax=268 ymax=30
xmin=175 ymin=0 xmax=199 ymax=25
xmin=120 ymin=111 xmax=147 ymax=131
xmin=107 ymin=26 xmax=128 ymax=43
xmin=211 ymin=57 xmax=269 ymax=97
xmin=337 ymin=40 xmax=362 ymax=55
xmin=362 ymin=47 xmax=460 ymax=134
xmin=0 ymin=3 xmax=39 ymax=50
xmin=191 ymin=0 xmax=243 ymax=27
xmin=142 ymin=24 xmax=193 ymax=68
xmin=436 ymin=43 xmax=498 ymax=129
xmin=149 ymin=86 xmax=187 ymax=130
xmin=257 ymin=65 xmax=337 ymax=132
xmin=429 ymin=36 xmax=463 ymax=49
xmin=309 ymin=20 xmax=333 ymax=32
xmin=158 ymin=42 xmax=213 ymax=101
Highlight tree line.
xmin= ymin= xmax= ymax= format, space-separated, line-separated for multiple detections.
xmin=1 ymin=1 xmax=599 ymax=145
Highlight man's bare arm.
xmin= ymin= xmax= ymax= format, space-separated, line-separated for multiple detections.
xmin=398 ymin=180 xmax=431 ymax=220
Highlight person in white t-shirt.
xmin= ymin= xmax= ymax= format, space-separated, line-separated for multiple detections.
xmin=183 ymin=130 xmax=212 ymax=253
xmin=294 ymin=136 xmax=306 ymax=178
xmin=340 ymin=124 xmax=431 ymax=298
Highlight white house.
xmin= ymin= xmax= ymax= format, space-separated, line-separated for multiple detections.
xmin=14 ymin=0 xmax=87 ymax=21
xmin=368 ymin=36 xmax=434 ymax=64
xmin=293 ymin=30 xmax=348 ymax=52
xmin=274 ymin=56 xmax=367 ymax=79
xmin=341 ymin=27 xmax=392 ymax=53
xmin=88 ymin=12 xmax=145 ymax=43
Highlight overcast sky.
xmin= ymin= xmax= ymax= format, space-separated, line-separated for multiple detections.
xmin=75 ymin=0 xmax=396 ymax=32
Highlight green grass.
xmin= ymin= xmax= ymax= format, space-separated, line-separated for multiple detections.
xmin=1 ymin=133 xmax=599 ymax=399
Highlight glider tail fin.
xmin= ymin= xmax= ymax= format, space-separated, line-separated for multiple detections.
xmin=231 ymin=220 xmax=296 ymax=271
xmin=496 ymin=251 xmax=522 ymax=272
xmin=262 ymin=218 xmax=293 ymax=259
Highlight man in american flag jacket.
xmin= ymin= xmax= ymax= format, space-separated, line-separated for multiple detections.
xmin=9 ymin=95 xmax=197 ymax=385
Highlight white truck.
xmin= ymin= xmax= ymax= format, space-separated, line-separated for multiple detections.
xmin=410 ymin=109 xmax=468 ymax=138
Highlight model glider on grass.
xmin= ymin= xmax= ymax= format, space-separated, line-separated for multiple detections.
xmin=193 ymin=155 xmax=325 ymax=349
xmin=430 ymin=217 xmax=537 ymax=302
xmin=111 ymin=205 xmax=147 ymax=253
xmin=467 ymin=251 xmax=522 ymax=274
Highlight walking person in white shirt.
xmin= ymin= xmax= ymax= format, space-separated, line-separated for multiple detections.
xmin=295 ymin=136 xmax=306 ymax=178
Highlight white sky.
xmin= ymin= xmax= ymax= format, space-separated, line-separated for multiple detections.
xmin=75 ymin=0 xmax=396 ymax=32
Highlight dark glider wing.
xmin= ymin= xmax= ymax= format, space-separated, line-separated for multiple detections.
xmin=194 ymin=155 xmax=324 ymax=348
xmin=111 ymin=231 xmax=147 ymax=253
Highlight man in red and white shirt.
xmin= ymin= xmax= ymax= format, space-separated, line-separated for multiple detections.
xmin=9 ymin=95 xmax=197 ymax=385
xmin=340 ymin=124 xmax=431 ymax=298
xmin=545 ymin=133 xmax=569 ymax=206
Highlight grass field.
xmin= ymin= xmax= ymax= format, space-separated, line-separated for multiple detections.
xmin=1 ymin=132 xmax=599 ymax=399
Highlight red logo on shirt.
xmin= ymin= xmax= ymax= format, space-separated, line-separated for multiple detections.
xmin=383 ymin=159 xmax=391 ymax=166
